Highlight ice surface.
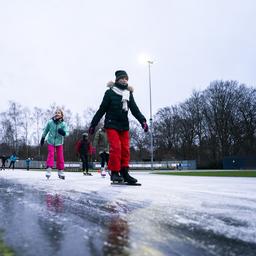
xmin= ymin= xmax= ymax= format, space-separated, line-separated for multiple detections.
xmin=1 ymin=169 xmax=256 ymax=255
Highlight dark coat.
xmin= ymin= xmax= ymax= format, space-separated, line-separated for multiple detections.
xmin=76 ymin=139 xmax=92 ymax=156
xmin=91 ymin=82 xmax=146 ymax=131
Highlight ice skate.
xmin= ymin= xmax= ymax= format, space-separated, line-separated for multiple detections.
xmin=83 ymin=172 xmax=92 ymax=176
xmin=110 ymin=171 xmax=124 ymax=183
xmin=120 ymin=167 xmax=138 ymax=184
xmin=46 ymin=167 xmax=52 ymax=179
xmin=58 ymin=170 xmax=65 ymax=180
xmin=101 ymin=167 xmax=106 ymax=177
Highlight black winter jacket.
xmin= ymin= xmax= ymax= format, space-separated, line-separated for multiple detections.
xmin=91 ymin=82 xmax=146 ymax=131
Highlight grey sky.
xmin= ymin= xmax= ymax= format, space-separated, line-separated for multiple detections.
xmin=0 ymin=0 xmax=255 ymax=119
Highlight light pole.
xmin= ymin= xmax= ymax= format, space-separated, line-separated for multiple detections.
xmin=147 ymin=60 xmax=154 ymax=171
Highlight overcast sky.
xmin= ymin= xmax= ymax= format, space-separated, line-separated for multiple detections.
xmin=0 ymin=0 xmax=255 ymax=120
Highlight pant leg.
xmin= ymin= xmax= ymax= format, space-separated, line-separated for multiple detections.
xmin=80 ymin=155 xmax=86 ymax=172
xmin=56 ymin=145 xmax=64 ymax=170
xmin=120 ymin=130 xmax=130 ymax=168
xmin=100 ymin=152 xmax=105 ymax=168
xmin=9 ymin=161 xmax=15 ymax=169
xmin=84 ymin=155 xmax=89 ymax=172
xmin=105 ymin=152 xmax=109 ymax=165
xmin=106 ymin=128 xmax=121 ymax=172
xmin=46 ymin=144 xmax=55 ymax=168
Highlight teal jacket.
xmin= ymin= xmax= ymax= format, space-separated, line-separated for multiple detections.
xmin=9 ymin=155 xmax=17 ymax=162
xmin=42 ymin=118 xmax=69 ymax=146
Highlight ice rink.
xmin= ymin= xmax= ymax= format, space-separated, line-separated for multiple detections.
xmin=0 ymin=170 xmax=256 ymax=256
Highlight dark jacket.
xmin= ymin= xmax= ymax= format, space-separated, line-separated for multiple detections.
xmin=76 ymin=139 xmax=92 ymax=156
xmin=91 ymin=82 xmax=146 ymax=131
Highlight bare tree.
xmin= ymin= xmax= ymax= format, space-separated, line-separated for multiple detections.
xmin=7 ymin=101 xmax=24 ymax=153
xmin=202 ymin=81 xmax=242 ymax=164
xmin=0 ymin=112 xmax=15 ymax=149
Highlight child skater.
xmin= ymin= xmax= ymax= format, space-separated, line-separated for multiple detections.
xmin=40 ymin=109 xmax=69 ymax=179
xmin=89 ymin=70 xmax=148 ymax=184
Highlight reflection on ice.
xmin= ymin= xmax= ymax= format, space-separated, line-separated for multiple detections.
xmin=45 ymin=194 xmax=64 ymax=213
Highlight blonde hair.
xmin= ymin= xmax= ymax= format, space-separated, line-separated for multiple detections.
xmin=55 ymin=108 xmax=64 ymax=118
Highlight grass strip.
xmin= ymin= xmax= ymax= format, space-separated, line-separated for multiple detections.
xmin=0 ymin=231 xmax=15 ymax=256
xmin=154 ymin=171 xmax=256 ymax=177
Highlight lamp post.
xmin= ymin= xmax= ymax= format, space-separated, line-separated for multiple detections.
xmin=147 ymin=60 xmax=154 ymax=171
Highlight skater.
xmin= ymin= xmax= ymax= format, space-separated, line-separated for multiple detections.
xmin=40 ymin=109 xmax=69 ymax=179
xmin=93 ymin=127 xmax=109 ymax=177
xmin=25 ymin=157 xmax=31 ymax=171
xmin=9 ymin=153 xmax=17 ymax=170
xmin=89 ymin=70 xmax=148 ymax=184
xmin=0 ymin=155 xmax=8 ymax=170
xmin=75 ymin=132 xmax=93 ymax=175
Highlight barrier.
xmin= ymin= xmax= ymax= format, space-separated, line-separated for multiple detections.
xmin=10 ymin=160 xmax=197 ymax=170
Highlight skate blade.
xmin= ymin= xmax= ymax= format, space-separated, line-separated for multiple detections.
xmin=111 ymin=182 xmax=141 ymax=186
xmin=58 ymin=175 xmax=65 ymax=180
xmin=83 ymin=173 xmax=92 ymax=176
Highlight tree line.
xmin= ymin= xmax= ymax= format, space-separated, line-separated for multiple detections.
xmin=0 ymin=80 xmax=255 ymax=168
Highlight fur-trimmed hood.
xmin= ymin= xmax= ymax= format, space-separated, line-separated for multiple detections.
xmin=107 ymin=81 xmax=134 ymax=93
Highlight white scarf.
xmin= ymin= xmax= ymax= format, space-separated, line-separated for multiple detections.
xmin=112 ymin=86 xmax=130 ymax=111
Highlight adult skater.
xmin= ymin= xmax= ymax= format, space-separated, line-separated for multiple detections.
xmin=89 ymin=70 xmax=148 ymax=184
xmin=93 ymin=127 xmax=109 ymax=177
xmin=75 ymin=132 xmax=92 ymax=175
xmin=40 ymin=109 xmax=69 ymax=179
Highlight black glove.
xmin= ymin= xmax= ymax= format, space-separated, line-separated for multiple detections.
xmin=142 ymin=122 xmax=149 ymax=132
xmin=88 ymin=126 xmax=95 ymax=135
xmin=58 ymin=128 xmax=66 ymax=136
xmin=40 ymin=137 xmax=45 ymax=146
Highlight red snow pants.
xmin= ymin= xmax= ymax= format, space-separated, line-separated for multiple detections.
xmin=106 ymin=128 xmax=130 ymax=172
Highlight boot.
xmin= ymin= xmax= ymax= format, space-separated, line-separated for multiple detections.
xmin=101 ymin=167 xmax=106 ymax=177
xmin=120 ymin=167 xmax=137 ymax=184
xmin=111 ymin=171 xmax=124 ymax=183
xmin=58 ymin=170 xmax=65 ymax=180
xmin=46 ymin=167 xmax=52 ymax=179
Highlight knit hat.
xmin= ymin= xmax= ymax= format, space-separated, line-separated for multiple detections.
xmin=115 ymin=70 xmax=129 ymax=81
xmin=82 ymin=132 xmax=88 ymax=137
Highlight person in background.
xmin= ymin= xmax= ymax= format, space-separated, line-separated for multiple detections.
xmin=0 ymin=155 xmax=8 ymax=170
xmin=93 ymin=127 xmax=109 ymax=177
xmin=9 ymin=153 xmax=17 ymax=170
xmin=89 ymin=70 xmax=148 ymax=184
xmin=76 ymin=132 xmax=93 ymax=175
xmin=25 ymin=157 xmax=31 ymax=171
xmin=40 ymin=109 xmax=69 ymax=179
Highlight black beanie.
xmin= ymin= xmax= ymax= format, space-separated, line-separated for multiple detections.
xmin=115 ymin=70 xmax=129 ymax=81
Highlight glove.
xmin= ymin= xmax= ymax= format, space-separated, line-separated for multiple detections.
xmin=142 ymin=122 xmax=149 ymax=132
xmin=88 ymin=126 xmax=95 ymax=135
xmin=40 ymin=137 xmax=45 ymax=146
xmin=58 ymin=128 xmax=66 ymax=136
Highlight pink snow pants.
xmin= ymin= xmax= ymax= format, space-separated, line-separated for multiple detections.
xmin=46 ymin=144 xmax=64 ymax=170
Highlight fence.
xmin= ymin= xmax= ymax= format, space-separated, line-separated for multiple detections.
xmin=6 ymin=159 xmax=197 ymax=170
